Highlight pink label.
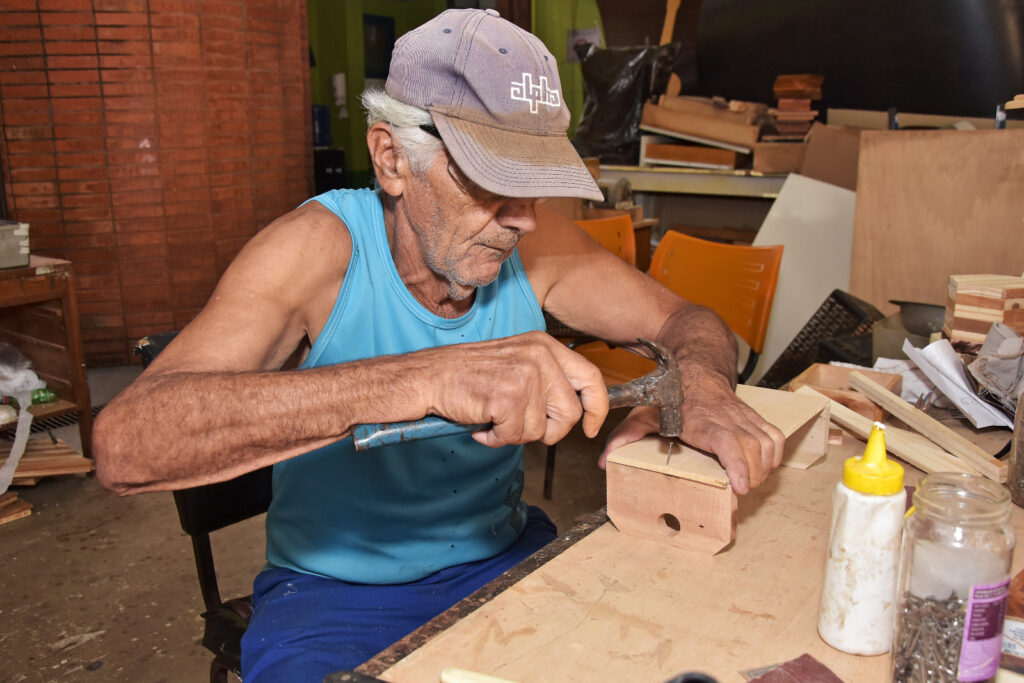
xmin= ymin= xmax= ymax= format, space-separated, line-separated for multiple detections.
xmin=959 ymin=578 xmax=1010 ymax=681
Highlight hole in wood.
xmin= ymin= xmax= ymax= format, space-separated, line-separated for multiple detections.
xmin=658 ymin=513 xmax=681 ymax=536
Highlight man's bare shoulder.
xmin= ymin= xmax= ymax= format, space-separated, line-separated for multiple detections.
xmin=249 ymin=200 xmax=352 ymax=265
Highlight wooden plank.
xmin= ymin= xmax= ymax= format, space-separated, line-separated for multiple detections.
xmin=640 ymin=102 xmax=759 ymax=152
xmin=1 ymin=438 xmax=93 ymax=479
xmin=608 ymin=436 xmax=729 ymax=486
xmin=0 ymin=498 xmax=32 ymax=525
xmin=849 ymin=130 xmax=1024 ymax=314
xmin=657 ymin=94 xmax=768 ymax=126
xmin=847 ymin=371 xmax=1006 ymax=482
xmin=795 ymin=386 xmax=978 ymax=475
xmin=642 ymin=142 xmax=747 ymax=170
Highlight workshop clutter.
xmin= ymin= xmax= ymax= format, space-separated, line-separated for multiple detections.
xmin=572 ymin=41 xmax=683 ymax=165
xmin=0 ymin=341 xmax=93 ymax=523
xmin=630 ymin=73 xmax=823 ymax=174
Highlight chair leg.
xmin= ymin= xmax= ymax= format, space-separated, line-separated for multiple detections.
xmin=543 ymin=443 xmax=556 ymax=500
xmin=209 ymin=657 xmax=230 ymax=683
xmin=738 ymin=350 xmax=760 ymax=385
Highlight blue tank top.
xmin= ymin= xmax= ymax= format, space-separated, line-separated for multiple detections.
xmin=264 ymin=188 xmax=545 ymax=584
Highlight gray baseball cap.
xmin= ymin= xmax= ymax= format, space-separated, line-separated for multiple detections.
xmin=385 ymin=8 xmax=603 ymax=202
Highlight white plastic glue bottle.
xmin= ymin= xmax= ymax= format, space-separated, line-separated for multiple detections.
xmin=817 ymin=422 xmax=905 ymax=655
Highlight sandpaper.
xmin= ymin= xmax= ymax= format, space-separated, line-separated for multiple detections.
xmin=747 ymin=653 xmax=843 ymax=682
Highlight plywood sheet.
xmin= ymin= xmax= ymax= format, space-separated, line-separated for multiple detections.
xmin=849 ymin=129 xmax=1024 ymax=315
xmin=751 ymin=174 xmax=856 ymax=385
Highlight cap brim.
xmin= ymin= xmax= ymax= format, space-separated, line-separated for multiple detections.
xmin=432 ymin=112 xmax=604 ymax=202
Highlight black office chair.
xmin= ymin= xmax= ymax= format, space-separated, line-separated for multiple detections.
xmin=134 ymin=332 xmax=273 ymax=683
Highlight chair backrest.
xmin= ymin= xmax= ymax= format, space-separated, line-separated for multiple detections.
xmin=574 ymin=214 xmax=636 ymax=267
xmin=648 ymin=230 xmax=783 ymax=355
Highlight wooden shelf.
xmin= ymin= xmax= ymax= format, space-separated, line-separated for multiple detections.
xmin=1 ymin=400 xmax=79 ymax=429
xmin=0 ymin=257 xmax=92 ymax=458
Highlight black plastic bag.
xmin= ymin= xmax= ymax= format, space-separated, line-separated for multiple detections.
xmin=572 ymin=42 xmax=683 ymax=165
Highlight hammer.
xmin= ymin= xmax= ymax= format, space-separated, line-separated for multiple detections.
xmin=352 ymin=338 xmax=683 ymax=451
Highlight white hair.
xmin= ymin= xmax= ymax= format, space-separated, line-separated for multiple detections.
xmin=361 ymin=89 xmax=444 ymax=178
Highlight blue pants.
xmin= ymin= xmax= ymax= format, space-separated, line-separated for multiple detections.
xmin=241 ymin=506 xmax=556 ymax=682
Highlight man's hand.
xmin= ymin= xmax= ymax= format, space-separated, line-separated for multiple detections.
xmin=597 ymin=372 xmax=785 ymax=495
xmin=426 ymin=331 xmax=609 ymax=448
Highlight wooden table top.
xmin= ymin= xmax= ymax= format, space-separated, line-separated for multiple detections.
xmin=365 ymin=427 xmax=1022 ymax=683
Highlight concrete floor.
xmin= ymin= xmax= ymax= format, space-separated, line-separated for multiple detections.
xmin=1 ymin=367 xmax=618 ymax=682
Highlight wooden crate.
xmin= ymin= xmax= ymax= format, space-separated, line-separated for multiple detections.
xmin=788 ymin=363 xmax=902 ymax=422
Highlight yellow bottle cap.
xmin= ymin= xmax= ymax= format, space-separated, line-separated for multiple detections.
xmin=843 ymin=422 xmax=904 ymax=495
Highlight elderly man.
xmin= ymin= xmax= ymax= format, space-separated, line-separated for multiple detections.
xmin=94 ymin=8 xmax=784 ymax=680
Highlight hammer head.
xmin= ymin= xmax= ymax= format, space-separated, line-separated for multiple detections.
xmin=605 ymin=338 xmax=684 ymax=438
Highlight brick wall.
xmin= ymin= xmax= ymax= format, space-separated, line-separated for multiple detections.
xmin=0 ymin=0 xmax=312 ymax=366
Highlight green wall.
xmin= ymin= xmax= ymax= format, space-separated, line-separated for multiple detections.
xmin=308 ymin=0 xmax=603 ymax=186
xmin=308 ymin=0 xmax=445 ymax=187
xmin=531 ymin=0 xmax=604 ymax=135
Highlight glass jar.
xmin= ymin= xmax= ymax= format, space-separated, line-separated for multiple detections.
xmin=1008 ymin=399 xmax=1024 ymax=509
xmin=892 ymin=473 xmax=1016 ymax=683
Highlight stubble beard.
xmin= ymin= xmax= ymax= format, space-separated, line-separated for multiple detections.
xmin=424 ymin=205 xmax=517 ymax=302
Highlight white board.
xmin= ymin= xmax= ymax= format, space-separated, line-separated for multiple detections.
xmin=751 ymin=174 xmax=856 ymax=385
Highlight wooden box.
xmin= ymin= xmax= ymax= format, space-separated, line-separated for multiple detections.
xmin=752 ymin=141 xmax=806 ymax=174
xmin=606 ymin=386 xmax=829 ymax=554
xmin=788 ymin=363 xmax=901 ymax=422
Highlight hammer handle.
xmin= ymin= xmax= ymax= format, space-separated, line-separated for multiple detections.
xmin=352 ymin=416 xmax=488 ymax=452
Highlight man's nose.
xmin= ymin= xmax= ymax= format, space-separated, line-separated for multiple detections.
xmin=497 ymin=197 xmax=540 ymax=234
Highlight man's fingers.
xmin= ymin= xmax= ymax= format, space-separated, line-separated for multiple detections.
xmin=545 ymin=340 xmax=608 ymax=438
xmin=451 ymin=332 xmax=608 ymax=448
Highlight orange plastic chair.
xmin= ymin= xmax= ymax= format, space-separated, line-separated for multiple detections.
xmin=542 ymin=231 xmax=783 ymax=499
xmin=574 ymin=215 xmax=636 ymax=267
xmin=578 ymin=230 xmax=783 ymax=384
xmin=545 ymin=215 xmax=637 ymax=339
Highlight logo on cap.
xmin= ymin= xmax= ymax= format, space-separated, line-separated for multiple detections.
xmin=510 ymin=73 xmax=561 ymax=114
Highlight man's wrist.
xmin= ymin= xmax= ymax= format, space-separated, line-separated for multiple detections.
xmin=678 ymin=359 xmax=736 ymax=395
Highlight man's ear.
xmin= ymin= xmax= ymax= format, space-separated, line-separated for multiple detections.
xmin=367 ymin=122 xmax=405 ymax=197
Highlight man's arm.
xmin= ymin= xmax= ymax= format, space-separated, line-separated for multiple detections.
xmin=94 ymin=203 xmax=607 ymax=495
xmin=520 ymin=204 xmax=785 ymax=494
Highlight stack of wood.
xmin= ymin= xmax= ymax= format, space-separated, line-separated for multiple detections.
xmin=798 ymin=370 xmax=1008 ymax=484
xmin=943 ymin=274 xmax=1024 ymax=346
xmin=768 ymin=74 xmax=824 ymax=139
xmin=0 ymin=437 xmax=93 ymax=523
xmin=638 ymin=95 xmax=767 ymax=169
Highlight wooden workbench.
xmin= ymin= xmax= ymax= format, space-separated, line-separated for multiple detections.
xmin=362 ymin=429 xmax=1022 ymax=682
